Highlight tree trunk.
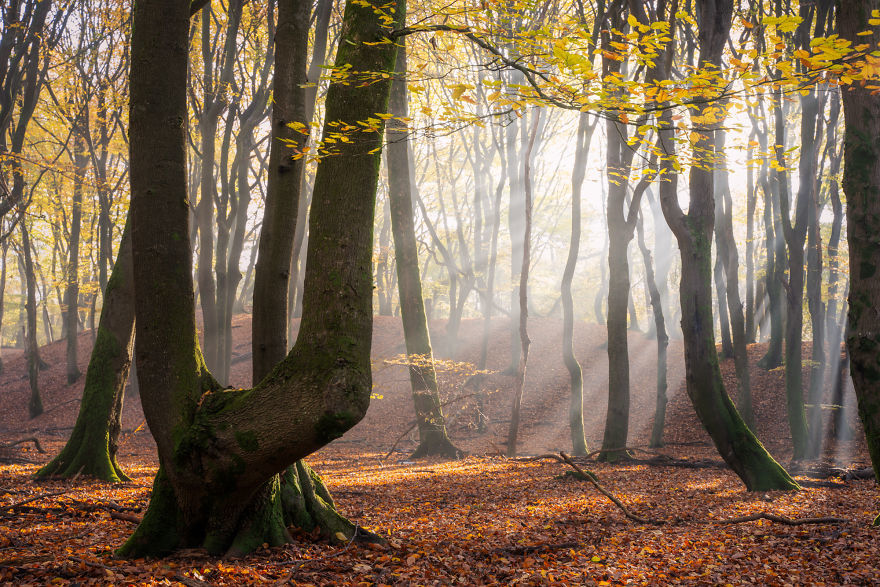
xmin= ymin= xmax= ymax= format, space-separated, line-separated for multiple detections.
xmin=386 ymin=41 xmax=459 ymax=458
xmin=658 ymin=0 xmax=797 ymax=492
xmin=20 ymin=217 xmax=42 ymax=418
xmin=37 ymin=218 xmax=135 ymax=482
xmin=840 ymin=0 xmax=880 ymax=527
xmin=65 ymin=119 xmax=86 ymax=384
xmin=562 ymin=112 xmax=595 ymax=456
xmin=122 ymin=0 xmax=402 ymax=558
xmin=506 ymin=113 xmax=538 ymax=458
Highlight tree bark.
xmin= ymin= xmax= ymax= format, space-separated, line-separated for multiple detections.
xmin=840 ymin=0 xmax=880 ymax=527
xmin=122 ymin=0 xmax=402 ymax=557
xmin=562 ymin=112 xmax=596 ymax=456
xmin=37 ymin=217 xmax=134 ymax=482
xmin=658 ymin=0 xmax=797 ymax=491
xmin=387 ymin=39 xmax=459 ymax=458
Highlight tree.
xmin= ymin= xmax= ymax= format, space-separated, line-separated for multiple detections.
xmin=119 ymin=0 xmax=403 ymax=557
xmin=36 ymin=217 xmax=134 ymax=482
xmin=839 ymin=0 xmax=880 ymax=527
xmin=657 ymin=0 xmax=798 ymax=491
xmin=386 ymin=37 xmax=460 ymax=458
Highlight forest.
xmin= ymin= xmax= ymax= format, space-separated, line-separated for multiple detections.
xmin=0 ymin=0 xmax=879 ymax=584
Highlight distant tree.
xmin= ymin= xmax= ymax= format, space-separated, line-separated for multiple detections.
xmin=386 ymin=38 xmax=460 ymax=458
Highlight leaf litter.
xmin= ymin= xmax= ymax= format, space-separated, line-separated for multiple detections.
xmin=0 ymin=315 xmax=877 ymax=585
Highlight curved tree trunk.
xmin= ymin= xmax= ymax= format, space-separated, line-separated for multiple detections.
xmin=121 ymin=0 xmax=402 ymax=558
xmin=506 ymin=113 xmax=539 ymax=458
xmin=36 ymin=217 xmax=134 ymax=482
xmin=562 ymin=112 xmax=595 ymax=456
xmin=658 ymin=0 xmax=797 ymax=492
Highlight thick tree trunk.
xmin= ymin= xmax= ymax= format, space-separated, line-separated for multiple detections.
xmin=840 ymin=0 xmax=880 ymax=527
xmin=122 ymin=0 xmax=402 ymax=557
xmin=387 ymin=40 xmax=459 ymax=458
xmin=37 ymin=218 xmax=134 ymax=482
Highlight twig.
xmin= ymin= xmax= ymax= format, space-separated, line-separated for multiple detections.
xmin=0 ymin=437 xmax=45 ymax=453
xmin=560 ymin=452 xmax=666 ymax=525
xmin=4 ymin=490 xmax=70 ymax=511
xmin=109 ymin=511 xmax=141 ymax=524
xmin=715 ymin=513 xmax=849 ymax=526
xmin=556 ymin=452 xmax=851 ymax=527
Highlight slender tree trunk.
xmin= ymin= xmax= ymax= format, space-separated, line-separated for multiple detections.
xmin=506 ymin=113 xmax=538 ymax=458
xmin=562 ymin=112 xmax=595 ymax=456
xmin=386 ymin=41 xmax=459 ymax=458
xmin=66 ymin=119 xmax=86 ymax=384
xmin=658 ymin=0 xmax=797 ymax=491
xmin=21 ymin=217 xmax=42 ymax=418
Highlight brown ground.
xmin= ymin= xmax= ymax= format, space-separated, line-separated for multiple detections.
xmin=0 ymin=314 xmax=877 ymax=585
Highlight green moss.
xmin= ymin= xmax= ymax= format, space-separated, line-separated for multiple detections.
xmin=316 ymin=410 xmax=358 ymax=443
xmin=873 ymin=512 xmax=879 ymax=527
xmin=117 ymin=469 xmax=181 ymax=557
xmin=235 ymin=430 xmax=259 ymax=452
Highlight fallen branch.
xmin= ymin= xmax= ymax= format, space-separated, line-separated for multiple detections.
xmin=559 ymin=452 xmax=665 ymax=526
xmin=3 ymin=490 xmax=70 ymax=511
xmin=714 ymin=513 xmax=849 ymax=526
xmin=556 ymin=452 xmax=851 ymax=528
xmin=0 ymin=437 xmax=45 ymax=453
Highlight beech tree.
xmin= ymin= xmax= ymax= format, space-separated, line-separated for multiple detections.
xmin=656 ymin=0 xmax=797 ymax=491
xmin=839 ymin=0 xmax=880 ymax=527
xmin=120 ymin=0 xmax=402 ymax=557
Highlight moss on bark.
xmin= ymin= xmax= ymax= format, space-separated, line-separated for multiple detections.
xmin=36 ymin=219 xmax=134 ymax=483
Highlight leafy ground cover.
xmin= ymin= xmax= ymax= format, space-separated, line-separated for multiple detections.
xmin=1 ymin=315 xmax=877 ymax=585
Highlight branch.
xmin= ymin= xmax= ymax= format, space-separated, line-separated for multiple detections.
xmin=0 ymin=437 xmax=45 ymax=453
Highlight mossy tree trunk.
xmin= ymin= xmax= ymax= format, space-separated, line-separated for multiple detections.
xmin=658 ymin=0 xmax=798 ymax=492
xmin=121 ymin=0 xmax=401 ymax=558
xmin=250 ymin=0 xmax=377 ymax=542
xmin=36 ymin=217 xmax=134 ymax=482
xmin=840 ymin=0 xmax=880 ymax=527
xmin=386 ymin=40 xmax=460 ymax=458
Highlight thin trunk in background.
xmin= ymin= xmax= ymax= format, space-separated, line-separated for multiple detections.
xmin=386 ymin=40 xmax=460 ymax=457
xmin=561 ymin=112 xmax=596 ymax=456
xmin=506 ymin=112 xmax=539 ymax=458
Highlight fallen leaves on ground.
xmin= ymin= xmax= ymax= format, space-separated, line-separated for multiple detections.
xmin=0 ymin=315 xmax=877 ymax=585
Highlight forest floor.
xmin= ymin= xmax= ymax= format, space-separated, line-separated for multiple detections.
xmin=0 ymin=314 xmax=878 ymax=585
